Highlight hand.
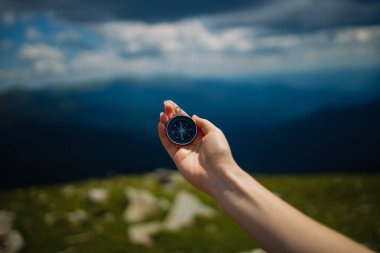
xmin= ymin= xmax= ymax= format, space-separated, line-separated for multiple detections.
xmin=159 ymin=101 xmax=372 ymax=253
xmin=158 ymin=100 xmax=237 ymax=194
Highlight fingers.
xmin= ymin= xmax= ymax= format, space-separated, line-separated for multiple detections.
xmin=159 ymin=100 xmax=191 ymax=159
xmin=192 ymin=115 xmax=219 ymax=135
xmin=161 ymin=101 xmax=218 ymax=136
xmin=157 ymin=122 xmax=177 ymax=158
xmin=160 ymin=112 xmax=169 ymax=124
xmin=159 ymin=101 xmax=211 ymax=160
xmin=164 ymin=100 xmax=189 ymax=117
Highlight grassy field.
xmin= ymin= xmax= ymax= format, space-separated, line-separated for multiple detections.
xmin=1 ymin=173 xmax=379 ymax=253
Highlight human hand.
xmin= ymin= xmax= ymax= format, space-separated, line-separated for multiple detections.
xmin=158 ymin=100 xmax=237 ymax=195
xmin=159 ymin=104 xmax=373 ymax=253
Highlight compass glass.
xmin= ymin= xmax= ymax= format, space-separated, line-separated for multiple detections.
xmin=166 ymin=115 xmax=197 ymax=145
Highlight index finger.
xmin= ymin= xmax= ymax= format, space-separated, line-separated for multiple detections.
xmin=164 ymin=100 xmax=189 ymax=119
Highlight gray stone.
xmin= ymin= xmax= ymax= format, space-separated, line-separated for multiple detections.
xmin=87 ymin=188 xmax=108 ymax=204
xmin=146 ymin=169 xmax=185 ymax=193
xmin=1 ymin=230 xmax=24 ymax=253
xmin=239 ymin=249 xmax=266 ymax=253
xmin=61 ymin=185 xmax=76 ymax=198
xmin=124 ymin=187 xmax=168 ymax=223
xmin=127 ymin=221 xmax=162 ymax=246
xmin=0 ymin=211 xmax=24 ymax=253
xmin=66 ymin=209 xmax=87 ymax=226
xmin=0 ymin=211 xmax=14 ymax=236
xmin=163 ymin=190 xmax=215 ymax=231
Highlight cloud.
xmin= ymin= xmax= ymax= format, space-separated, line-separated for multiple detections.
xmin=25 ymin=26 xmax=41 ymax=40
xmin=334 ymin=26 xmax=376 ymax=44
xmin=207 ymin=0 xmax=380 ymax=34
xmin=18 ymin=43 xmax=66 ymax=74
xmin=2 ymin=0 xmax=380 ymax=34
xmin=0 ymin=18 xmax=378 ymax=89
xmin=0 ymin=0 xmax=262 ymax=23
xmin=67 ymin=21 xmax=380 ymax=81
xmin=97 ymin=20 xmax=253 ymax=56
xmin=34 ymin=59 xmax=65 ymax=74
xmin=19 ymin=43 xmax=63 ymax=60
xmin=1 ymin=39 xmax=13 ymax=50
xmin=68 ymin=48 xmax=260 ymax=79
xmin=2 ymin=12 xmax=14 ymax=25
xmin=53 ymin=30 xmax=94 ymax=50
xmin=1 ymin=8 xmax=380 ymax=89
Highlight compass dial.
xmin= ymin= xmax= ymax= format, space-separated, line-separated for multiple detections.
xmin=166 ymin=115 xmax=197 ymax=145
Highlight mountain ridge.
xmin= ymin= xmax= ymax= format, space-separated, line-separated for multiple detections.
xmin=1 ymin=79 xmax=379 ymax=188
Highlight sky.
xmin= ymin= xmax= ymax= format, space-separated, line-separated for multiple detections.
xmin=0 ymin=0 xmax=380 ymax=90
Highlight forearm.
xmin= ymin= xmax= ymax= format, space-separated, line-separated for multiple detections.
xmin=208 ymin=164 xmax=373 ymax=253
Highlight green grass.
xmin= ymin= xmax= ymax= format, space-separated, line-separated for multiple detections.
xmin=1 ymin=174 xmax=379 ymax=253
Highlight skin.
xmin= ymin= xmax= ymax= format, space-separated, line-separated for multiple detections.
xmin=158 ymin=100 xmax=374 ymax=253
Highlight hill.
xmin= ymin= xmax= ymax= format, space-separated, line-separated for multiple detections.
xmin=1 ymin=78 xmax=380 ymax=188
xmin=231 ymin=98 xmax=380 ymax=172
xmin=0 ymin=173 xmax=379 ymax=253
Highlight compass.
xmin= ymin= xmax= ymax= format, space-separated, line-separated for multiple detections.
xmin=166 ymin=106 xmax=197 ymax=146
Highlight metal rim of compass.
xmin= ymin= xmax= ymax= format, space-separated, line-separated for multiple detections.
xmin=166 ymin=114 xmax=198 ymax=146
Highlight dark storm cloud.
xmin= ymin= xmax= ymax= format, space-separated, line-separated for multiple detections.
xmin=209 ymin=0 xmax=380 ymax=33
xmin=0 ymin=0 xmax=265 ymax=23
xmin=2 ymin=0 xmax=380 ymax=34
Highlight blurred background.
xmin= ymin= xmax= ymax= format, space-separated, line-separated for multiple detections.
xmin=0 ymin=0 xmax=379 ymax=252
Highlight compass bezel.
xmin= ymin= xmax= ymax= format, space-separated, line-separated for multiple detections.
xmin=166 ymin=115 xmax=198 ymax=146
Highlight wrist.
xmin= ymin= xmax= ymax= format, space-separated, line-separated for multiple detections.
xmin=206 ymin=161 xmax=267 ymax=211
xmin=206 ymin=161 xmax=246 ymax=199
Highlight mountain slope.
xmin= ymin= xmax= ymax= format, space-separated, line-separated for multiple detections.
xmin=1 ymin=78 xmax=380 ymax=188
xmin=231 ymin=98 xmax=380 ymax=172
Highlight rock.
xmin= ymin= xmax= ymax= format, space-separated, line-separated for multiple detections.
xmin=123 ymin=187 xmax=168 ymax=223
xmin=44 ymin=211 xmax=68 ymax=226
xmin=128 ymin=221 xmax=162 ymax=246
xmin=44 ymin=212 xmax=56 ymax=226
xmin=66 ymin=209 xmax=87 ymax=226
xmin=239 ymin=249 xmax=266 ymax=253
xmin=148 ymin=168 xmax=182 ymax=185
xmin=87 ymin=188 xmax=108 ymax=204
xmin=1 ymin=230 xmax=24 ymax=253
xmin=0 ymin=211 xmax=24 ymax=253
xmin=0 ymin=211 xmax=14 ymax=236
xmin=163 ymin=190 xmax=215 ymax=231
xmin=61 ymin=185 xmax=76 ymax=198
xmin=147 ymin=169 xmax=185 ymax=193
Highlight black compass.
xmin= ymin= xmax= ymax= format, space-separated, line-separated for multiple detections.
xmin=166 ymin=114 xmax=197 ymax=146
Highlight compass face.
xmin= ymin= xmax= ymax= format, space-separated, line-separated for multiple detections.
xmin=166 ymin=115 xmax=197 ymax=145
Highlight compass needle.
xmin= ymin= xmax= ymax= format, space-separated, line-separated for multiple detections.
xmin=166 ymin=104 xmax=197 ymax=146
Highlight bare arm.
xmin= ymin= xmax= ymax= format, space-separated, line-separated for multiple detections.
xmin=158 ymin=100 xmax=373 ymax=253
xmin=208 ymin=164 xmax=372 ymax=253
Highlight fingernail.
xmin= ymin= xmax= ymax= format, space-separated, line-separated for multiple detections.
xmin=163 ymin=100 xmax=173 ymax=105
xmin=160 ymin=112 xmax=164 ymax=117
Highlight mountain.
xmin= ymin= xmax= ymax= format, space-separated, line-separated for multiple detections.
xmin=230 ymin=99 xmax=380 ymax=172
xmin=0 ymin=119 xmax=171 ymax=188
xmin=1 ymin=76 xmax=379 ymax=133
xmin=0 ymin=77 xmax=380 ymax=188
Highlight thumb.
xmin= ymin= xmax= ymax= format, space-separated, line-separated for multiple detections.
xmin=192 ymin=115 xmax=219 ymax=135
